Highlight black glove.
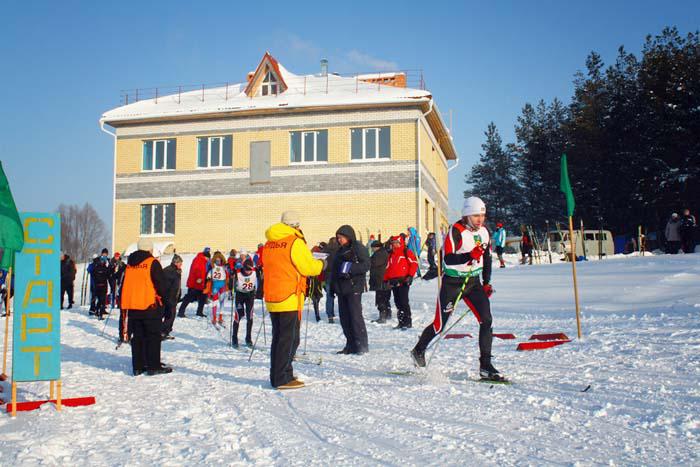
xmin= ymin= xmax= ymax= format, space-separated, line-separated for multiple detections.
xmin=403 ymin=276 xmax=413 ymax=286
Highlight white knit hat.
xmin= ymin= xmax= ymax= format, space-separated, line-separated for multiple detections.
xmin=281 ymin=211 xmax=301 ymax=227
xmin=462 ymin=196 xmax=486 ymax=216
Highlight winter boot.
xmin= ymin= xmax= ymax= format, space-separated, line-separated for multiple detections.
xmin=245 ymin=320 xmax=254 ymax=346
xmin=277 ymin=379 xmax=305 ymax=390
xmin=411 ymin=347 xmax=426 ymax=367
xmin=328 ymin=317 xmax=335 ymax=324
xmin=479 ymin=359 xmax=506 ymax=381
xmin=211 ymin=305 xmax=218 ymax=325
xmin=231 ymin=322 xmax=240 ymax=347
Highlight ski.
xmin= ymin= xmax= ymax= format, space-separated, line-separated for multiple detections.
xmin=385 ymin=370 xmax=512 ymax=385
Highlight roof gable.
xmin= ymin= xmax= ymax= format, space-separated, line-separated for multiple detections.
xmin=244 ymin=52 xmax=288 ymax=97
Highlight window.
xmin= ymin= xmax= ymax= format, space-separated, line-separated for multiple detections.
xmin=143 ymin=139 xmax=176 ymax=171
xmin=290 ymin=130 xmax=328 ymax=163
xmin=425 ymin=199 xmax=430 ymax=230
xmin=197 ymin=135 xmax=232 ymax=168
xmin=261 ymin=70 xmax=279 ymax=96
xmin=595 ymin=233 xmax=607 ymax=240
xmin=351 ymin=127 xmax=390 ymax=160
xmin=585 ymin=233 xmax=595 ymax=241
xmin=140 ymin=203 xmax=175 ymax=235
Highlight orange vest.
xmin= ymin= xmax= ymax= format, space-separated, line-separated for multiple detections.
xmin=120 ymin=257 xmax=159 ymax=311
xmin=263 ymin=235 xmax=307 ymax=314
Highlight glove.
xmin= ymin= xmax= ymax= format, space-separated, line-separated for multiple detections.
xmin=403 ymin=276 xmax=413 ymax=286
xmin=470 ymin=245 xmax=485 ymax=261
xmin=483 ymin=283 xmax=493 ymax=298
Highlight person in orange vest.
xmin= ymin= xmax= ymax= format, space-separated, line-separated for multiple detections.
xmin=263 ymin=211 xmax=324 ymax=390
xmin=120 ymin=239 xmax=171 ymax=376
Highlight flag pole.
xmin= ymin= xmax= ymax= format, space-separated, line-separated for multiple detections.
xmin=1 ymin=266 xmax=12 ymax=381
xmin=567 ymin=219 xmax=582 ymax=338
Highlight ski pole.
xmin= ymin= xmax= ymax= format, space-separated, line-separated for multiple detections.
xmin=229 ymin=291 xmax=236 ymax=347
xmin=248 ymin=301 xmax=267 ymax=361
xmin=303 ymin=280 xmax=311 ymax=356
xmin=262 ymin=300 xmax=267 ymax=345
xmin=425 ymin=275 xmax=472 ymax=369
xmin=100 ymin=309 xmax=112 ymax=337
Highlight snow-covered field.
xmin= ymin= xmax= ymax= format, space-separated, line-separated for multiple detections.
xmin=1 ymin=253 xmax=699 ymax=465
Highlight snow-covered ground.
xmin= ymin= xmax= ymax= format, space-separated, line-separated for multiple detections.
xmin=1 ymin=253 xmax=699 ymax=465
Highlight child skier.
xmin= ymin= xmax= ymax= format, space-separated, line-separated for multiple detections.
xmin=493 ymin=223 xmax=507 ymax=268
xmin=232 ymin=253 xmax=257 ymax=347
xmin=411 ymin=196 xmax=506 ymax=382
xmin=208 ymin=251 xmax=229 ymax=326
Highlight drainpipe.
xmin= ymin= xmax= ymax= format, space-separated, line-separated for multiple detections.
xmin=417 ymin=99 xmax=434 ymax=237
xmin=99 ymin=119 xmax=117 ymax=253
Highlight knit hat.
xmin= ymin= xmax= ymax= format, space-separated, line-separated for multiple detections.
xmin=462 ymin=196 xmax=486 ymax=216
xmin=371 ymin=240 xmax=382 ymax=248
xmin=137 ymin=238 xmax=153 ymax=252
xmin=101 ymin=248 xmax=109 ymax=255
xmin=281 ymin=211 xmax=301 ymax=228
xmin=171 ymin=254 xmax=183 ymax=264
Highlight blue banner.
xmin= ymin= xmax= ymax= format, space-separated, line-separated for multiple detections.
xmin=12 ymin=213 xmax=61 ymax=382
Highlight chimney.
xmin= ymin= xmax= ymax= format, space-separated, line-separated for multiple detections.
xmin=320 ymin=59 xmax=328 ymax=77
xmin=247 ymin=71 xmax=255 ymax=83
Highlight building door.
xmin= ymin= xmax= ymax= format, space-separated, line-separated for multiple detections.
xmin=250 ymin=141 xmax=271 ymax=184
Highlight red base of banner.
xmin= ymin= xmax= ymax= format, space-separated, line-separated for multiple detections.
xmin=529 ymin=333 xmax=569 ymax=341
xmin=517 ymin=340 xmax=571 ymax=351
xmin=5 ymin=396 xmax=96 ymax=413
xmin=493 ymin=333 xmax=516 ymax=340
xmin=445 ymin=333 xmax=473 ymax=339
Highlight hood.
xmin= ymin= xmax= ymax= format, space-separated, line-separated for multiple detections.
xmin=211 ymin=251 xmax=227 ymax=266
xmin=335 ymin=225 xmax=357 ymax=243
xmin=408 ymin=227 xmax=418 ymax=237
xmin=127 ymin=250 xmax=153 ymax=266
xmin=389 ymin=235 xmax=406 ymax=250
xmin=265 ymin=222 xmax=303 ymax=242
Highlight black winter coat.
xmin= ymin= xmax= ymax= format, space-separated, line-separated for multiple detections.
xmin=92 ymin=261 xmax=111 ymax=288
xmin=332 ymin=225 xmax=370 ymax=296
xmin=60 ymin=258 xmax=76 ymax=283
xmin=369 ymin=248 xmax=389 ymax=291
xmin=161 ymin=264 xmax=182 ymax=306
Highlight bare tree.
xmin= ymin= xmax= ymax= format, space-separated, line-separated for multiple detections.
xmin=58 ymin=203 xmax=109 ymax=262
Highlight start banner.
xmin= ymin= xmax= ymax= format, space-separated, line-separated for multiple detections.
xmin=12 ymin=213 xmax=61 ymax=382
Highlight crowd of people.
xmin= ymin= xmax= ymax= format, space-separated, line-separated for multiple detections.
xmin=47 ymin=202 xmax=697 ymax=389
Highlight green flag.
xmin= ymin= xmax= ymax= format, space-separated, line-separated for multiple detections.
xmin=560 ymin=153 xmax=575 ymax=217
xmin=0 ymin=161 xmax=24 ymax=269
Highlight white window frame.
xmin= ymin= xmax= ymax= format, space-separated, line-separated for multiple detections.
xmin=141 ymin=203 xmax=175 ymax=236
xmin=197 ymin=136 xmax=231 ymax=169
xmin=350 ymin=127 xmax=391 ymax=162
xmin=260 ymin=70 xmax=279 ymax=96
xmin=290 ymin=130 xmax=328 ymax=165
xmin=143 ymin=139 xmax=175 ymax=172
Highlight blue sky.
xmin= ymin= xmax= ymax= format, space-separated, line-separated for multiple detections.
xmin=1 ymin=1 xmax=698 ymax=230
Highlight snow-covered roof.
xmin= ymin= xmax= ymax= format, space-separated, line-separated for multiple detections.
xmin=101 ymin=58 xmax=431 ymax=126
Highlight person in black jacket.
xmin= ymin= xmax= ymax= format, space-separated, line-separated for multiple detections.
xmin=121 ymin=239 xmax=170 ymax=376
xmin=369 ymin=240 xmax=391 ymax=323
xmin=161 ymin=254 xmax=183 ymax=339
xmin=60 ymin=253 xmax=77 ymax=309
xmin=92 ymin=256 xmax=111 ymax=319
xmin=332 ymin=225 xmax=370 ymax=354
xmin=680 ymin=208 xmax=696 ymax=254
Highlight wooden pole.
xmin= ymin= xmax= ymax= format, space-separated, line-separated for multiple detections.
xmin=56 ymin=380 xmax=62 ymax=411
xmin=1 ymin=267 xmax=12 ymax=380
xmin=50 ymin=381 xmax=55 ymax=400
xmin=568 ymin=217 xmax=582 ymax=338
xmin=11 ymin=381 xmax=16 ymax=417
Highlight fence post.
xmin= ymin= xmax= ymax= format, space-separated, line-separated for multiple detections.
xmin=225 ymin=83 xmax=229 ymax=100
xmin=201 ymin=84 xmax=205 ymax=102
xmin=155 ymin=87 xmax=158 ymax=104
xmin=135 ymin=89 xmax=139 ymax=102
xmin=178 ymin=86 xmax=182 ymax=104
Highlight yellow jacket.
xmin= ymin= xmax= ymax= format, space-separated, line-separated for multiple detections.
xmin=263 ymin=223 xmax=323 ymax=312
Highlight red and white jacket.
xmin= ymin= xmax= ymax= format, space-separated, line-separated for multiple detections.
xmin=383 ymin=236 xmax=419 ymax=281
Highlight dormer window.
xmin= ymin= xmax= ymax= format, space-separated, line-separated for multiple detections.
xmin=261 ymin=70 xmax=278 ymax=96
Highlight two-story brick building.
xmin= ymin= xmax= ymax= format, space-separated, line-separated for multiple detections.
xmin=100 ymin=52 xmax=457 ymax=254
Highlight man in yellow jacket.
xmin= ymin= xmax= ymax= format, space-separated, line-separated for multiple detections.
xmin=264 ymin=211 xmax=324 ymax=389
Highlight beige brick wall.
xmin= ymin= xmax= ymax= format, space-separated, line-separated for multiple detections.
xmin=114 ymin=191 xmax=418 ymax=254
xmin=419 ymin=122 xmax=448 ymax=196
xmin=116 ymin=121 xmax=417 ymax=174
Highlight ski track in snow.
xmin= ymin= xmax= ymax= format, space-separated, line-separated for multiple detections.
xmin=0 ymin=253 xmax=698 ymax=465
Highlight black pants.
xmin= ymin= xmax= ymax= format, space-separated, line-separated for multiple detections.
xmin=128 ymin=314 xmax=161 ymax=372
xmin=338 ymin=292 xmax=368 ymax=353
xmin=681 ymin=234 xmax=695 ymax=254
xmin=95 ymin=285 xmax=108 ymax=316
xmin=375 ymin=289 xmax=391 ymax=319
xmin=414 ymin=276 xmax=493 ymax=366
xmin=392 ymin=284 xmax=412 ymax=327
xmin=89 ymin=284 xmax=97 ymax=311
xmin=61 ymin=281 xmax=74 ymax=308
xmin=269 ymin=311 xmax=299 ymax=387
xmin=161 ymin=302 xmax=177 ymax=335
xmin=233 ymin=292 xmax=255 ymax=345
xmin=178 ymin=288 xmax=206 ymax=316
